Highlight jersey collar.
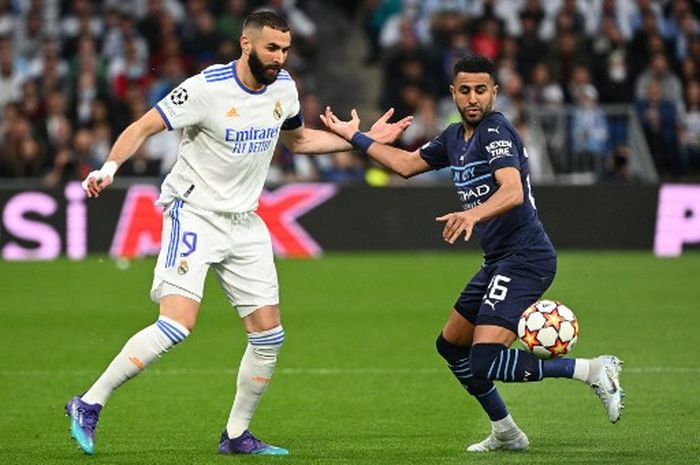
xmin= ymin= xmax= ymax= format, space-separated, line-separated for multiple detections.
xmin=233 ymin=60 xmax=267 ymax=95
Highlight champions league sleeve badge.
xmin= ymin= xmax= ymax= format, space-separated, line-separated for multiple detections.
xmin=170 ymin=87 xmax=189 ymax=106
xmin=273 ymin=101 xmax=283 ymax=120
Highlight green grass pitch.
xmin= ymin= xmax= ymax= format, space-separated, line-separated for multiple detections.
xmin=1 ymin=251 xmax=699 ymax=464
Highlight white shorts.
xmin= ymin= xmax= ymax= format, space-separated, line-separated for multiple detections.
xmin=150 ymin=199 xmax=279 ymax=317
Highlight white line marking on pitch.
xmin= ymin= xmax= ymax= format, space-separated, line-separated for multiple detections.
xmin=1 ymin=366 xmax=698 ymax=377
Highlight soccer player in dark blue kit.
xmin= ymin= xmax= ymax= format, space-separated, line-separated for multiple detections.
xmin=321 ymin=55 xmax=624 ymax=452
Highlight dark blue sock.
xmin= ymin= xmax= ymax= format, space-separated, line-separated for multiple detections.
xmin=471 ymin=343 xmax=543 ymax=382
xmin=542 ymin=357 xmax=575 ymax=378
xmin=471 ymin=344 xmax=577 ymax=381
xmin=436 ymin=335 xmax=508 ymax=421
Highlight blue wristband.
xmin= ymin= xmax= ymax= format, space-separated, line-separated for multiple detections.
xmin=350 ymin=131 xmax=375 ymax=154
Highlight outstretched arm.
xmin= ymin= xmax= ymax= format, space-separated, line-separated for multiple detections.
xmin=320 ymin=107 xmax=431 ymax=178
xmin=279 ymin=108 xmax=412 ymax=155
xmin=83 ymin=108 xmax=166 ymax=198
xmin=436 ymin=167 xmax=524 ymax=244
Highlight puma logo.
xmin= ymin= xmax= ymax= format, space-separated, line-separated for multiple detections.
xmin=487 ymin=126 xmax=500 ymax=134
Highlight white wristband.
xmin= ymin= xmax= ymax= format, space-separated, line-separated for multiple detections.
xmin=101 ymin=161 xmax=118 ymax=179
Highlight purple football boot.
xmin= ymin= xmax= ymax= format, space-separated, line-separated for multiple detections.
xmin=218 ymin=430 xmax=289 ymax=455
xmin=65 ymin=396 xmax=102 ymax=455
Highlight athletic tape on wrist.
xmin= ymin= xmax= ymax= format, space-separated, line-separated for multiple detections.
xmin=101 ymin=160 xmax=118 ymax=179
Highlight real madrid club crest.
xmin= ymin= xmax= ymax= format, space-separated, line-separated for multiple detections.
xmin=177 ymin=260 xmax=189 ymax=275
xmin=273 ymin=101 xmax=283 ymax=120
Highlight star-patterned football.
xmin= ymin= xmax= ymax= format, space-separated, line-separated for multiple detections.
xmin=517 ymin=300 xmax=579 ymax=359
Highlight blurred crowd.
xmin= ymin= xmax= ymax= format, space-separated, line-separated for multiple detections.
xmin=364 ymin=0 xmax=700 ymax=182
xmin=2 ymin=0 xmax=700 ymax=187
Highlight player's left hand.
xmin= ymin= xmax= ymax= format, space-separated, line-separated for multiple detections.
xmin=366 ymin=107 xmax=413 ymax=144
xmin=435 ymin=211 xmax=477 ymax=244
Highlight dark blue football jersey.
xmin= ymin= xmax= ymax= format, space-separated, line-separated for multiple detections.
xmin=420 ymin=111 xmax=555 ymax=262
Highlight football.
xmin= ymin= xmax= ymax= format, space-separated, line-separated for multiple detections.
xmin=517 ymin=300 xmax=579 ymax=359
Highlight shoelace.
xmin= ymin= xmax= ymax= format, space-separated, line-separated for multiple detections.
xmin=236 ymin=432 xmax=268 ymax=451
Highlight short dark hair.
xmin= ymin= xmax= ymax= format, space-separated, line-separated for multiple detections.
xmin=453 ymin=55 xmax=496 ymax=81
xmin=243 ymin=10 xmax=290 ymax=33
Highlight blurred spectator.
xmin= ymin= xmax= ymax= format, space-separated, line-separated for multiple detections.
xmin=636 ymin=79 xmax=684 ymax=175
xmin=148 ymin=56 xmax=187 ymax=107
xmin=362 ymin=0 xmax=402 ymax=63
xmin=525 ymin=62 xmax=564 ymax=107
xmin=680 ymin=79 xmax=700 ymax=169
xmin=470 ymin=15 xmax=501 ymax=62
xmin=628 ymin=10 xmax=666 ymax=78
xmin=400 ymin=93 xmax=439 ymax=150
xmin=0 ymin=38 xmax=22 ymax=109
xmin=592 ymin=17 xmax=634 ymax=103
xmin=13 ymin=9 xmax=45 ymax=63
xmin=321 ymin=150 xmax=366 ymax=184
xmin=547 ymin=30 xmax=592 ymax=92
xmin=138 ymin=0 xmax=186 ymax=53
xmin=43 ymin=126 xmax=96 ymax=187
xmin=601 ymin=144 xmax=637 ymax=183
xmin=259 ymin=0 xmax=317 ymax=61
xmin=0 ymin=114 xmax=44 ymax=178
xmin=515 ymin=7 xmax=547 ymax=82
xmin=108 ymin=37 xmax=151 ymax=100
xmin=380 ymin=21 xmax=439 ymax=113
xmin=217 ymin=0 xmax=248 ymax=40
xmin=634 ymin=52 xmax=684 ymax=112
xmin=571 ymin=84 xmax=609 ymax=172
xmin=185 ymin=9 xmax=221 ymax=69
xmin=495 ymin=69 xmax=526 ymax=124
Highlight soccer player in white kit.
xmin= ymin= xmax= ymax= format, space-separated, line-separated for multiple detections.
xmin=65 ymin=10 xmax=411 ymax=456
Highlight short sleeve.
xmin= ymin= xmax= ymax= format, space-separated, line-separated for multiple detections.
xmin=281 ymin=84 xmax=302 ymax=130
xmin=482 ymin=125 xmax=521 ymax=171
xmin=419 ymin=130 xmax=450 ymax=169
xmin=155 ymin=75 xmax=208 ymax=130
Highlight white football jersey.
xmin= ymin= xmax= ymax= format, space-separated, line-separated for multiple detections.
xmin=154 ymin=61 xmax=301 ymax=212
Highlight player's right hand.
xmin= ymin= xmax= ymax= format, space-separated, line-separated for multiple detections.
xmin=320 ymin=106 xmax=359 ymax=141
xmin=81 ymin=170 xmax=113 ymax=198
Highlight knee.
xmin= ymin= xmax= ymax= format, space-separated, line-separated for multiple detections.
xmin=249 ymin=326 xmax=285 ymax=361
xmin=470 ymin=343 xmax=505 ymax=379
xmin=436 ymin=333 xmax=469 ymax=364
xmin=159 ymin=295 xmax=200 ymax=332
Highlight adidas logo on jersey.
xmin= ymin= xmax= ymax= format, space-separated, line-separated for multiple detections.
xmin=226 ymin=107 xmax=239 ymax=118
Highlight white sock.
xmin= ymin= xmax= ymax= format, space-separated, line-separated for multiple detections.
xmin=573 ymin=359 xmax=591 ymax=383
xmin=81 ymin=316 xmax=189 ymax=405
xmin=492 ymin=414 xmax=518 ymax=434
xmin=226 ymin=326 xmax=284 ymax=438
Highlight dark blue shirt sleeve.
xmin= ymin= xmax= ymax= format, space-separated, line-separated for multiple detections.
xmin=419 ymin=130 xmax=450 ymax=168
xmin=481 ymin=124 xmax=521 ymax=172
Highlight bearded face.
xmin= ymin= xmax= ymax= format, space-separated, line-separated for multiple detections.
xmin=248 ymin=48 xmax=281 ymax=85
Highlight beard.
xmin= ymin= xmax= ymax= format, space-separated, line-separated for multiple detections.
xmin=460 ymin=99 xmax=494 ymax=127
xmin=248 ymin=49 xmax=280 ymax=85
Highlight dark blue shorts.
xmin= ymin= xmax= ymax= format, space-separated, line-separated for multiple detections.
xmin=454 ymin=254 xmax=557 ymax=333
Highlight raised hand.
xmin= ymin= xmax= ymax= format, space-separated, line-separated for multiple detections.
xmin=319 ymin=106 xmax=360 ymax=141
xmin=367 ymin=108 xmax=413 ymax=144
xmin=320 ymin=107 xmax=413 ymax=144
